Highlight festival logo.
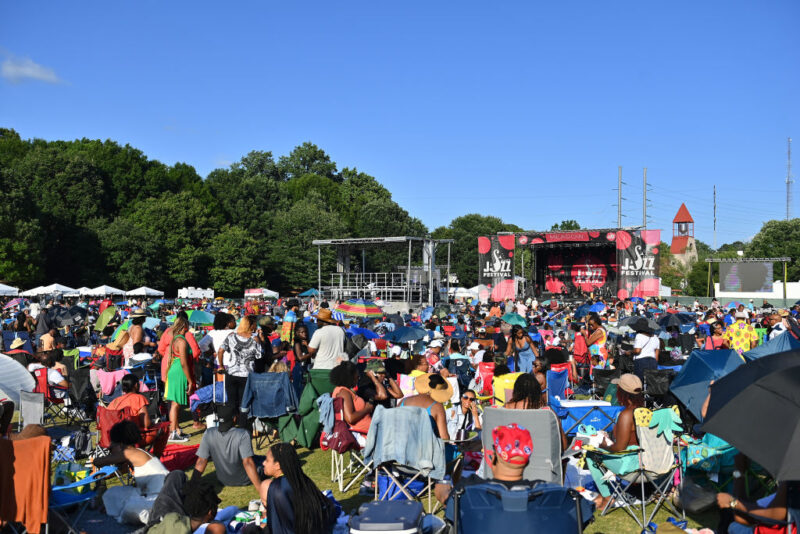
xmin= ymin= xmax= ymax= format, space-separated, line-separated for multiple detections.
xmin=571 ymin=260 xmax=608 ymax=292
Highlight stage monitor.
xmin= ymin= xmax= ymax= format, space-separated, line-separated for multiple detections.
xmin=720 ymin=262 xmax=773 ymax=292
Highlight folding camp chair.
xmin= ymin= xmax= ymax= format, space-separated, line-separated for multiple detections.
xmin=240 ymin=371 xmax=298 ymax=449
xmin=591 ymin=368 xmax=620 ymax=399
xmin=50 ymin=465 xmax=117 ymax=534
xmin=329 ymin=397 xmax=373 ymax=492
xmin=365 ymin=406 xmax=445 ymax=513
xmin=18 ymin=390 xmax=45 ymax=429
xmin=32 ymin=367 xmax=80 ymax=425
xmin=550 ymin=397 xmax=624 ymax=437
xmin=584 ymin=406 xmax=684 ymax=529
xmin=481 ymin=407 xmax=563 ymax=484
xmin=546 ymin=367 xmax=571 ymax=407
xmin=643 ymin=368 xmax=677 ymax=409
xmin=447 ymin=480 xmax=594 ymax=534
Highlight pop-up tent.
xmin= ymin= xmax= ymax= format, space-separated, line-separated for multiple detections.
xmin=126 ymin=286 xmax=165 ymax=297
xmin=298 ymin=288 xmax=320 ymax=297
xmin=670 ymin=349 xmax=744 ymax=420
xmin=90 ymin=285 xmax=126 ymax=296
xmin=20 ymin=286 xmax=45 ymax=297
xmin=0 ymin=283 xmax=19 ymax=296
xmin=742 ymin=331 xmax=800 ymax=361
xmin=0 ymin=353 xmax=36 ymax=408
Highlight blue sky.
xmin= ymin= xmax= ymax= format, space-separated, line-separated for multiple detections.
xmin=1 ymin=1 xmax=798 ymax=247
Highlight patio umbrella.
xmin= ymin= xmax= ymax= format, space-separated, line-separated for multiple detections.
xmin=384 ymin=314 xmax=405 ymax=328
xmin=658 ymin=312 xmax=696 ymax=328
xmin=420 ymin=307 xmax=433 ymax=322
xmin=669 ymin=349 xmax=743 ymax=420
xmin=742 ymin=331 xmax=800 ymax=361
xmin=298 ymin=288 xmax=320 ymax=297
xmin=346 ymin=326 xmax=379 ymax=340
xmin=574 ymin=304 xmax=593 ymax=319
xmin=724 ymin=301 xmax=744 ymax=309
xmin=335 ymin=299 xmax=383 ymax=318
xmin=3 ymin=298 xmax=26 ymax=309
xmin=619 ymin=316 xmax=660 ymax=331
xmin=0 ymin=354 xmax=36 ymax=408
xmin=95 ymin=305 xmax=118 ymax=331
xmin=49 ymin=305 xmax=88 ymax=327
xmin=589 ymin=302 xmax=606 ymax=312
xmin=385 ymin=326 xmax=427 ymax=343
xmin=630 ymin=297 xmax=645 ymax=303
xmin=500 ymin=312 xmax=527 ymax=328
xmin=702 ymin=351 xmax=800 ymax=480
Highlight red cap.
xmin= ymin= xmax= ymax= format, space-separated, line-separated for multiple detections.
xmin=492 ymin=423 xmax=533 ymax=465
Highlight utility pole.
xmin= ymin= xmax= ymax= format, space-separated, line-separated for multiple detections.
xmin=642 ymin=167 xmax=647 ymax=230
xmin=787 ymin=137 xmax=793 ymax=220
xmin=617 ymin=166 xmax=623 ymax=228
xmin=713 ymin=185 xmax=717 ymax=250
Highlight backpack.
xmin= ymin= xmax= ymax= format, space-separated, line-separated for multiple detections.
xmin=68 ymin=426 xmax=93 ymax=459
xmin=447 ymin=358 xmax=474 ymax=392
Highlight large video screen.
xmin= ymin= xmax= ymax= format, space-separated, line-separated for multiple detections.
xmin=720 ymin=262 xmax=773 ymax=292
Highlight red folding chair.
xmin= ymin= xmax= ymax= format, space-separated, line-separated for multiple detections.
xmin=32 ymin=367 xmax=75 ymax=424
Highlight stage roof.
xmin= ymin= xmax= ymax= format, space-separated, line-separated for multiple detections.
xmin=312 ymin=236 xmax=453 ymax=246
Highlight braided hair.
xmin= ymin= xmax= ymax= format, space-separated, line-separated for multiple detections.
xmin=269 ymin=442 xmax=334 ymax=534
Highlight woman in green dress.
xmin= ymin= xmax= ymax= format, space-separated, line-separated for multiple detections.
xmin=165 ymin=317 xmax=194 ymax=442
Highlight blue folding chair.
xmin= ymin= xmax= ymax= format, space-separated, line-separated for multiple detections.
xmin=49 ymin=465 xmax=117 ymax=534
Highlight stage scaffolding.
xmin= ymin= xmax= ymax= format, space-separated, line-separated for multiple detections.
xmin=311 ymin=236 xmax=453 ymax=307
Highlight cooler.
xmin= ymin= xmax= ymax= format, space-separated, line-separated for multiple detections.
xmin=349 ymin=500 xmax=423 ymax=534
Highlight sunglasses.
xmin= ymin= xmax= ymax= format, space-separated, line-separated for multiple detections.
xmin=461 ymin=395 xmax=476 ymax=401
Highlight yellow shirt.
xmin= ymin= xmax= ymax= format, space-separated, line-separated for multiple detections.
xmin=724 ymin=320 xmax=758 ymax=354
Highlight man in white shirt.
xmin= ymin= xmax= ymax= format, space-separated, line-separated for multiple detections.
xmin=631 ymin=320 xmax=660 ymax=381
xmin=307 ymin=308 xmax=346 ymax=370
xmin=467 ymin=342 xmax=485 ymax=367
xmin=198 ymin=312 xmax=236 ymax=367
xmin=768 ymin=311 xmax=788 ymax=340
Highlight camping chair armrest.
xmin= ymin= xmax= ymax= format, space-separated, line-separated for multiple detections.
xmin=52 ymin=465 xmax=116 ymax=491
xmin=583 ymin=445 xmax=643 ymax=458
xmin=732 ymin=508 xmax=792 ymax=528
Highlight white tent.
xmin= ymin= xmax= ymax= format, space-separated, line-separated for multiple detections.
xmin=38 ymin=283 xmax=76 ymax=295
xmin=0 ymin=353 xmax=36 ymax=408
xmin=89 ymin=285 xmax=126 ymax=296
xmin=470 ymin=284 xmax=491 ymax=304
xmin=20 ymin=286 xmax=44 ymax=297
xmin=127 ymin=286 xmax=164 ymax=297
xmin=449 ymin=286 xmax=478 ymax=299
xmin=64 ymin=286 xmax=90 ymax=298
xmin=0 ymin=283 xmax=19 ymax=296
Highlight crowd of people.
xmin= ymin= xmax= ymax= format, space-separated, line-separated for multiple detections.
xmin=1 ymin=291 xmax=799 ymax=533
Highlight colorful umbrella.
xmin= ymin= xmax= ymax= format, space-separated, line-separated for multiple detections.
xmin=724 ymin=301 xmax=744 ymax=309
xmin=335 ymin=299 xmax=383 ymax=318
xmin=3 ymin=298 xmax=26 ymax=309
xmin=95 ymin=305 xmax=118 ymax=332
xmin=500 ymin=312 xmax=527 ymax=328
xmin=166 ymin=310 xmax=215 ymax=326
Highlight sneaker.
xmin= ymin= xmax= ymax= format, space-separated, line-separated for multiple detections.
xmin=168 ymin=431 xmax=189 ymax=443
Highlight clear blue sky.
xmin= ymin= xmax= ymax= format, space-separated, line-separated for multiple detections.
xmin=2 ymin=1 xmax=798 ymax=247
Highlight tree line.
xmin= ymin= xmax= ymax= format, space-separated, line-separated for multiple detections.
xmin=1 ymin=128 xmax=796 ymax=296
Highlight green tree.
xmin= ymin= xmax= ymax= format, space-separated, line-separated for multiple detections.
xmin=550 ymin=220 xmax=580 ymax=231
xmin=267 ymin=193 xmax=349 ymax=290
xmin=278 ymin=142 xmax=338 ymax=181
xmin=208 ymin=225 xmax=265 ymax=295
xmin=745 ymin=219 xmax=800 ymax=282
xmin=432 ymin=214 xmax=521 ymax=287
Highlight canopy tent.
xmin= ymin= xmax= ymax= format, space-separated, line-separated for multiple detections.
xmin=63 ymin=286 xmax=91 ymax=297
xmin=26 ymin=283 xmax=76 ymax=296
xmin=0 ymin=283 xmax=19 ymax=296
xmin=469 ymin=284 xmax=491 ymax=304
xmin=244 ymin=288 xmax=279 ymax=299
xmin=448 ymin=287 xmax=478 ymax=299
xmin=0 ymin=353 xmax=36 ymax=408
xmin=89 ymin=285 xmax=126 ymax=296
xmin=669 ymin=349 xmax=744 ymax=420
xmin=742 ymin=331 xmax=800 ymax=361
xmin=20 ymin=286 xmax=45 ymax=297
xmin=298 ymin=288 xmax=321 ymax=298
xmin=126 ymin=286 xmax=164 ymax=297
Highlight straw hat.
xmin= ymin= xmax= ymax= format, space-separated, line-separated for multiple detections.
xmin=316 ymin=308 xmax=337 ymax=325
xmin=129 ymin=308 xmax=147 ymax=319
xmin=9 ymin=338 xmax=27 ymax=350
xmin=414 ymin=373 xmax=453 ymax=404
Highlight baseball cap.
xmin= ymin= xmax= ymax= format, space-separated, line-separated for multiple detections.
xmin=611 ymin=373 xmax=643 ymax=395
xmin=216 ymin=404 xmax=237 ymax=432
xmin=735 ymin=311 xmax=748 ymax=319
xmin=429 ymin=339 xmax=444 ymax=349
xmin=468 ymin=342 xmax=481 ymax=351
xmin=492 ymin=423 xmax=533 ymax=465
xmin=390 ymin=345 xmax=402 ymax=357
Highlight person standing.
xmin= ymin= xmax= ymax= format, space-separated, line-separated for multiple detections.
xmin=217 ymin=315 xmax=260 ymax=426
xmin=164 ymin=317 xmax=194 ymax=442
xmin=306 ymin=308 xmax=345 ymax=370
xmin=724 ymin=311 xmax=759 ymax=355
xmin=630 ymin=319 xmax=659 ymax=381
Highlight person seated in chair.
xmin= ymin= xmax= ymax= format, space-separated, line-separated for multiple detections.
xmin=108 ymin=373 xmax=152 ymax=433
xmin=192 ymin=403 xmax=263 ymax=489
xmin=28 ymin=351 xmax=68 ymax=398
xmin=435 ymin=423 xmax=533 ymax=504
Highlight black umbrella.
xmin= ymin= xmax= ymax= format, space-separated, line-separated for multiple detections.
xmin=384 ymin=313 xmax=405 ymax=328
xmin=620 ymin=315 xmax=660 ymax=330
xmin=702 ymin=350 xmax=800 ymax=480
xmin=48 ymin=305 xmax=89 ymax=327
xmin=657 ymin=312 xmax=696 ymax=329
